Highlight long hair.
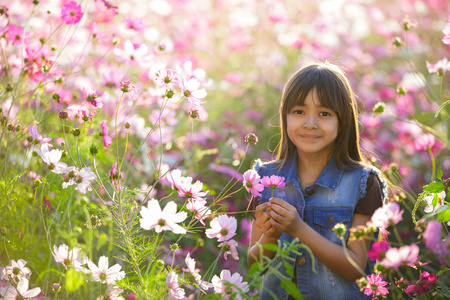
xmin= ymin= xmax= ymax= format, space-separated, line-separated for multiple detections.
xmin=276 ymin=61 xmax=364 ymax=170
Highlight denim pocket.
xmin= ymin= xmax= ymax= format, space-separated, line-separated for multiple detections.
xmin=313 ymin=207 xmax=353 ymax=244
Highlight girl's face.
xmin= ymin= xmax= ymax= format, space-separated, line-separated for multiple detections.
xmin=286 ymin=88 xmax=339 ymax=159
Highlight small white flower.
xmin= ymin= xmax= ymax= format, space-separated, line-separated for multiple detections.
xmin=185 ymin=253 xmax=212 ymax=290
xmin=75 ymin=167 xmax=96 ymax=194
xmin=4 ymin=259 xmax=31 ymax=281
xmin=87 ymin=256 xmax=125 ymax=284
xmin=36 ymin=143 xmax=67 ymax=174
xmin=0 ymin=278 xmax=41 ymax=300
xmin=52 ymin=244 xmax=89 ymax=273
xmin=139 ymin=199 xmax=187 ymax=234
xmin=424 ymin=191 xmax=446 ymax=213
xmin=166 ymin=271 xmax=185 ymax=300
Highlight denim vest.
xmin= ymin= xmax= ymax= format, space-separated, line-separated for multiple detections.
xmin=253 ymin=154 xmax=387 ymax=300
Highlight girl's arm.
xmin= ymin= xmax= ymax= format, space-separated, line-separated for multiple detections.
xmin=247 ymin=202 xmax=282 ymax=269
xmin=267 ymin=198 xmax=372 ymax=281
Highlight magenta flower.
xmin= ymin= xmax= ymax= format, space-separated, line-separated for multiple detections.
xmin=414 ymin=133 xmax=435 ymax=151
xmin=364 ymin=274 xmax=389 ymax=297
xmin=179 ymin=76 xmax=207 ymax=106
xmin=367 ymin=240 xmax=390 ymax=261
xmin=205 ymin=215 xmax=237 ymax=242
xmin=261 ymin=175 xmax=286 ymax=189
xmin=28 ymin=124 xmax=52 ymax=144
xmin=242 ymin=169 xmax=264 ymax=197
xmin=370 ymin=202 xmax=403 ymax=229
xmin=211 ymin=270 xmax=249 ymax=300
xmin=100 ymin=120 xmax=112 ymax=150
xmin=382 ymin=243 xmax=419 ymax=269
xmin=405 ymin=271 xmax=438 ymax=296
xmin=82 ymin=87 xmax=102 ymax=108
xmin=61 ymin=1 xmax=83 ymax=25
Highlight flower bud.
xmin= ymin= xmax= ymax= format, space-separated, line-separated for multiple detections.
xmin=0 ymin=116 xmax=6 ymax=125
xmin=27 ymin=136 xmax=34 ymax=143
xmin=187 ymin=108 xmax=200 ymax=120
xmin=58 ymin=111 xmax=68 ymax=121
xmin=244 ymin=133 xmax=258 ymax=145
xmin=332 ymin=223 xmax=347 ymax=239
xmin=90 ymin=145 xmax=98 ymax=156
xmin=396 ymin=86 xmax=407 ymax=95
xmin=5 ymin=84 xmax=13 ymax=92
xmin=170 ymin=243 xmax=179 ymax=251
xmin=33 ymin=0 xmax=39 ymax=5
xmin=124 ymin=122 xmax=131 ymax=129
xmin=165 ymin=89 xmax=175 ymax=98
xmin=52 ymin=283 xmax=60 ymax=292
xmin=372 ymin=102 xmax=385 ymax=115
xmin=72 ymin=128 xmax=81 ymax=137
xmin=52 ymin=93 xmax=60 ymax=102
xmin=34 ymin=179 xmax=42 ymax=187
xmin=155 ymin=259 xmax=165 ymax=269
xmin=15 ymin=124 xmax=21 ymax=131
xmin=392 ymin=37 xmax=403 ymax=48
xmin=7 ymin=123 xmax=14 ymax=131
xmin=32 ymin=150 xmax=38 ymax=157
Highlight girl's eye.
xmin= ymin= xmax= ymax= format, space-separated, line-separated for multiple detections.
xmin=319 ymin=111 xmax=331 ymax=116
xmin=292 ymin=109 xmax=304 ymax=115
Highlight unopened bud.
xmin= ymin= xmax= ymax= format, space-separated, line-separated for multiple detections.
xmin=52 ymin=93 xmax=60 ymax=102
xmin=52 ymin=283 xmax=60 ymax=292
xmin=332 ymin=223 xmax=347 ymax=239
xmin=5 ymin=84 xmax=13 ymax=92
xmin=155 ymin=259 xmax=164 ymax=268
xmin=7 ymin=124 xmax=14 ymax=131
xmin=187 ymin=108 xmax=200 ymax=120
xmin=392 ymin=37 xmax=403 ymax=48
xmin=90 ymin=145 xmax=98 ymax=156
xmin=244 ymin=133 xmax=258 ymax=145
xmin=124 ymin=122 xmax=131 ymax=129
xmin=72 ymin=128 xmax=80 ymax=137
xmin=15 ymin=124 xmax=21 ymax=131
xmin=165 ymin=89 xmax=175 ymax=98
xmin=58 ymin=111 xmax=68 ymax=120
xmin=396 ymin=86 xmax=407 ymax=95
xmin=34 ymin=179 xmax=42 ymax=187
xmin=32 ymin=150 xmax=38 ymax=157
xmin=372 ymin=102 xmax=385 ymax=115
xmin=27 ymin=136 xmax=34 ymax=143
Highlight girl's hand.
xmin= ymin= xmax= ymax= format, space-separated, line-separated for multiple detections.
xmin=268 ymin=197 xmax=302 ymax=237
xmin=255 ymin=202 xmax=282 ymax=239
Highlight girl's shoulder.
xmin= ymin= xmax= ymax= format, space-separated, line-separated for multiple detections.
xmin=252 ymin=158 xmax=283 ymax=176
xmin=356 ymin=163 xmax=388 ymax=203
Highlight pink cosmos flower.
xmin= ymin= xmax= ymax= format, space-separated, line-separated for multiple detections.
xmin=382 ymin=243 xmax=419 ymax=269
xmin=185 ymin=253 xmax=212 ymax=290
xmin=28 ymin=124 xmax=52 ymax=144
xmin=100 ymin=120 xmax=112 ymax=149
xmin=261 ymin=175 xmax=286 ymax=189
xmin=123 ymin=17 xmax=145 ymax=32
xmin=82 ymin=87 xmax=102 ymax=109
xmin=423 ymin=191 xmax=446 ymax=213
xmin=61 ymin=1 xmax=83 ymax=25
xmin=109 ymin=162 xmax=122 ymax=188
xmin=367 ymin=241 xmax=390 ymax=261
xmin=219 ymin=239 xmax=239 ymax=260
xmin=166 ymin=169 xmax=189 ymax=191
xmin=36 ymin=143 xmax=68 ymax=174
xmin=205 ymin=215 xmax=237 ymax=242
xmin=166 ymin=272 xmax=185 ymax=300
xmin=242 ymin=169 xmax=264 ymax=197
xmin=3 ymin=259 xmax=31 ymax=281
xmin=87 ymin=256 xmax=125 ymax=284
xmin=414 ymin=133 xmax=435 ymax=151
xmin=186 ymin=200 xmax=211 ymax=226
xmin=139 ymin=199 xmax=188 ymax=234
xmin=443 ymin=17 xmax=450 ymax=45
xmin=5 ymin=24 xmax=30 ymax=45
xmin=177 ymin=178 xmax=209 ymax=203
xmin=179 ymin=76 xmax=207 ymax=106
xmin=370 ymin=202 xmax=403 ymax=229
xmin=211 ymin=270 xmax=249 ymax=300
xmin=426 ymin=58 xmax=450 ymax=75
xmin=155 ymin=69 xmax=179 ymax=88
xmin=120 ymin=81 xmax=137 ymax=95
xmin=52 ymin=244 xmax=88 ymax=272
xmin=405 ymin=271 xmax=438 ymax=296
xmin=0 ymin=278 xmax=41 ymax=299
xmin=364 ymin=274 xmax=389 ymax=297
xmin=43 ymin=196 xmax=53 ymax=210
xmin=102 ymin=285 xmax=125 ymax=300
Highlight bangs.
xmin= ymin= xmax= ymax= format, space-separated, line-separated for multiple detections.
xmin=283 ymin=69 xmax=343 ymax=118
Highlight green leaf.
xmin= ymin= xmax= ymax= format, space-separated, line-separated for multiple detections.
xmin=65 ymin=268 xmax=85 ymax=292
xmin=283 ymin=260 xmax=294 ymax=278
xmin=423 ymin=181 xmax=445 ymax=193
xmin=246 ymin=261 xmax=262 ymax=278
xmin=432 ymin=193 xmax=440 ymax=210
xmin=262 ymin=243 xmax=278 ymax=252
xmin=280 ymin=277 xmax=303 ymax=300
xmin=437 ymin=165 xmax=443 ymax=180
xmin=436 ymin=207 xmax=450 ymax=222
xmin=423 ymin=205 xmax=450 ymax=220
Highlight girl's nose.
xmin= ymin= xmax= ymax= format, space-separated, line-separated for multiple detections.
xmin=302 ymin=116 xmax=318 ymax=129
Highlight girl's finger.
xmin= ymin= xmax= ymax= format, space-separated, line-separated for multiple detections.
xmin=269 ymin=210 xmax=284 ymax=222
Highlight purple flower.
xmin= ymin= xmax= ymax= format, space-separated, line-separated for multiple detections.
xmin=100 ymin=120 xmax=112 ymax=150
xmin=28 ymin=124 xmax=52 ymax=144
xmin=367 ymin=240 xmax=390 ymax=261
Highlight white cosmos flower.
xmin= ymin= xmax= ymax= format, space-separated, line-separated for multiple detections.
xmin=4 ymin=259 xmax=31 ymax=281
xmin=139 ymin=199 xmax=187 ymax=234
xmin=36 ymin=143 xmax=67 ymax=174
xmin=87 ymin=256 xmax=125 ymax=284
xmin=75 ymin=167 xmax=96 ymax=194
xmin=52 ymin=244 xmax=89 ymax=273
xmin=185 ymin=253 xmax=212 ymax=290
xmin=0 ymin=278 xmax=41 ymax=300
xmin=166 ymin=272 xmax=185 ymax=300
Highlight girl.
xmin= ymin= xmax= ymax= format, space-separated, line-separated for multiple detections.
xmin=247 ymin=61 xmax=387 ymax=300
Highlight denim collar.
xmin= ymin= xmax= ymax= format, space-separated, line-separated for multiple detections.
xmin=279 ymin=151 xmax=342 ymax=191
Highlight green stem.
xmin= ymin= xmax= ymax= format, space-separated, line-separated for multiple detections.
xmin=428 ymin=147 xmax=436 ymax=182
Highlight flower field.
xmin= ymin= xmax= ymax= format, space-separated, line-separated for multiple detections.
xmin=0 ymin=0 xmax=449 ymax=299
